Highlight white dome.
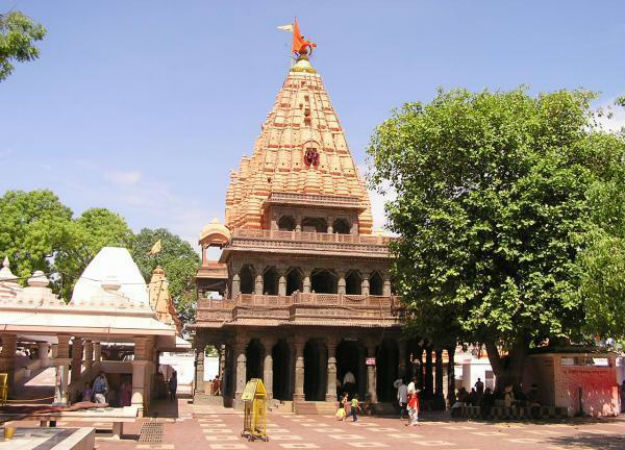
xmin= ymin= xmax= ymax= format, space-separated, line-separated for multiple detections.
xmin=71 ymin=247 xmax=149 ymax=306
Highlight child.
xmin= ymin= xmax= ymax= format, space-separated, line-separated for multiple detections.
xmin=407 ymin=389 xmax=420 ymax=426
xmin=336 ymin=401 xmax=346 ymax=421
xmin=349 ymin=394 xmax=361 ymax=422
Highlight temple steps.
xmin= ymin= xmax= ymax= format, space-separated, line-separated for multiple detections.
xmin=294 ymin=400 xmax=338 ymax=415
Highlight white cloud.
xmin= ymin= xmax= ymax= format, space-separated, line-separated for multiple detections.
xmin=595 ymin=99 xmax=625 ymax=133
xmin=105 ymin=170 xmax=143 ymax=187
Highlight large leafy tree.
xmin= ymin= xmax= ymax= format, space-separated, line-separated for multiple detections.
xmin=368 ymin=88 xmax=625 ymax=387
xmin=0 ymin=190 xmax=73 ymax=280
xmin=131 ymin=228 xmax=200 ymax=324
xmin=0 ymin=11 xmax=46 ymax=81
xmin=55 ymin=208 xmax=134 ymax=298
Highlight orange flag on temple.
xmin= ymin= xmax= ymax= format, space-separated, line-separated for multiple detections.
xmin=292 ymin=18 xmax=305 ymax=54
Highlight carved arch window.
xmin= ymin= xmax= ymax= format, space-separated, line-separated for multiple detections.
xmin=240 ymin=265 xmax=255 ymax=294
xmin=345 ymin=270 xmax=362 ymax=295
xmin=278 ymin=215 xmax=296 ymax=231
xmin=369 ymin=271 xmax=384 ymax=296
xmin=333 ymin=218 xmax=351 ymax=234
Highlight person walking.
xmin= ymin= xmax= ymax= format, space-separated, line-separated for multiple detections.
xmin=169 ymin=370 xmax=178 ymax=401
xmin=92 ymin=372 xmax=109 ymax=404
xmin=336 ymin=392 xmax=348 ymax=421
xmin=397 ymin=379 xmax=408 ymax=420
xmin=407 ymin=389 xmax=420 ymax=426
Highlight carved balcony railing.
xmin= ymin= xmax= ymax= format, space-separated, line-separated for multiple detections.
xmin=195 ymin=293 xmax=404 ymax=327
xmin=265 ymin=192 xmax=363 ymax=209
xmin=228 ymin=228 xmax=394 ymax=255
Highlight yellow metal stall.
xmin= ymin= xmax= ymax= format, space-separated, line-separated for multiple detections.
xmin=240 ymin=378 xmax=268 ymax=442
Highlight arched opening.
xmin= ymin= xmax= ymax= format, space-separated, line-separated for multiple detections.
xmin=263 ymin=266 xmax=279 ymax=295
xmin=245 ymin=339 xmax=263 ymax=381
xmin=345 ymin=271 xmax=362 ymax=295
xmin=286 ymin=268 xmax=303 ymax=295
xmin=370 ymin=272 xmax=383 ymax=296
xmin=278 ymin=215 xmax=296 ymax=231
xmin=333 ymin=218 xmax=351 ymax=234
xmin=304 ymin=340 xmax=327 ymax=401
xmin=302 ymin=217 xmax=327 ymax=233
xmin=376 ymin=339 xmax=399 ymax=402
xmin=336 ymin=340 xmax=365 ymax=399
xmin=311 ymin=269 xmax=337 ymax=293
xmin=272 ymin=340 xmax=292 ymax=401
xmin=240 ymin=265 xmax=254 ymax=294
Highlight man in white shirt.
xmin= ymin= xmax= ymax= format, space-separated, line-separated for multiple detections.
xmin=396 ymin=379 xmax=408 ymax=420
xmin=407 ymin=376 xmax=417 ymax=396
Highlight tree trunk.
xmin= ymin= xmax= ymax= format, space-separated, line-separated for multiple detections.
xmin=485 ymin=337 xmax=529 ymax=392
xmin=425 ymin=346 xmax=433 ymax=399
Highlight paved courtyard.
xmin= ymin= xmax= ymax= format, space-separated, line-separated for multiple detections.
xmin=8 ymin=399 xmax=622 ymax=450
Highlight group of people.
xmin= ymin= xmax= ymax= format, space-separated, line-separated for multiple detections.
xmin=395 ymin=377 xmax=421 ymax=426
xmin=335 ymin=392 xmax=361 ymax=422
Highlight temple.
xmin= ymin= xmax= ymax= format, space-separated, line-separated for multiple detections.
xmin=192 ymin=35 xmax=405 ymax=413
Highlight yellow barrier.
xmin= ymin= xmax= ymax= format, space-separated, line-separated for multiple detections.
xmin=241 ymin=378 xmax=268 ymax=442
xmin=0 ymin=373 xmax=8 ymax=406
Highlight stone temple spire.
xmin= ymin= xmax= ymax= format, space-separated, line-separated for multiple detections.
xmin=224 ymin=44 xmax=373 ymax=233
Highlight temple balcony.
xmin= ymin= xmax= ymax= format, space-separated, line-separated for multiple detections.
xmin=194 ymin=293 xmax=404 ymax=328
xmin=226 ymin=228 xmax=394 ymax=256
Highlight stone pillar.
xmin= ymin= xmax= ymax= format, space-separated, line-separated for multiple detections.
xmin=435 ymin=349 xmax=444 ymax=400
xmin=195 ymin=340 xmax=205 ymax=395
xmin=234 ymin=336 xmax=247 ymax=401
xmin=93 ymin=342 xmax=101 ymax=363
xmin=83 ymin=340 xmax=93 ymax=372
xmin=425 ymin=346 xmax=433 ymax=399
xmin=54 ymin=335 xmax=71 ymax=404
xmin=382 ymin=275 xmax=392 ymax=297
xmin=263 ymin=338 xmax=276 ymax=399
xmin=0 ymin=334 xmax=17 ymax=394
xmin=232 ymin=274 xmax=241 ymax=299
xmin=254 ymin=274 xmax=263 ymax=295
xmin=326 ymin=337 xmax=338 ymax=402
xmin=366 ymin=342 xmax=377 ymax=403
xmin=38 ymin=342 xmax=50 ymax=368
xmin=446 ymin=346 xmax=456 ymax=405
xmin=71 ymin=338 xmax=83 ymax=384
xmin=132 ymin=337 xmax=150 ymax=417
xmin=337 ymin=272 xmax=346 ymax=295
xmin=302 ymin=271 xmax=311 ymax=294
xmin=278 ymin=274 xmax=287 ymax=297
xmin=293 ymin=337 xmax=306 ymax=401
xmin=361 ymin=273 xmax=370 ymax=297
xmin=398 ymin=338 xmax=406 ymax=379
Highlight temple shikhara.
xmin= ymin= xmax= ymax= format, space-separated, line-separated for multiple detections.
xmin=192 ymin=22 xmax=405 ymax=413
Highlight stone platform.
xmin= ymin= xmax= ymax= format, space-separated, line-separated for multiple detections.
xmin=0 ymin=427 xmax=94 ymax=450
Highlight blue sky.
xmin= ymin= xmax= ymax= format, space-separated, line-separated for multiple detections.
xmin=2 ymin=1 xmax=624 ymax=247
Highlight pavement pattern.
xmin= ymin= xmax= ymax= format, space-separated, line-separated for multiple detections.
xmin=5 ymin=399 xmax=624 ymax=450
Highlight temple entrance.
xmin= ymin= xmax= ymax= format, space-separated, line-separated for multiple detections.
xmin=272 ymin=339 xmax=292 ymax=400
xmin=263 ymin=267 xmax=279 ymax=295
xmin=311 ymin=269 xmax=337 ymax=293
xmin=304 ymin=340 xmax=327 ymax=401
xmin=245 ymin=339 xmax=263 ymax=381
xmin=336 ymin=340 xmax=364 ymax=398
xmin=240 ymin=265 xmax=254 ymax=294
xmin=376 ymin=339 xmax=399 ymax=402
xmin=286 ymin=268 xmax=302 ymax=295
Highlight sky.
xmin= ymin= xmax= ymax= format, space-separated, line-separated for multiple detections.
xmin=2 ymin=1 xmax=624 ymax=248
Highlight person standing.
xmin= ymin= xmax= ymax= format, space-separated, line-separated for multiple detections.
xmin=169 ymin=370 xmax=178 ymax=401
xmin=349 ymin=394 xmax=360 ymax=422
xmin=620 ymin=380 xmax=625 ymax=413
xmin=397 ymin=379 xmax=408 ymax=420
xmin=475 ymin=378 xmax=484 ymax=395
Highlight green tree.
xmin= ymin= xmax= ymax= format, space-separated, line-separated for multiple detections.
xmin=131 ymin=228 xmax=200 ymax=324
xmin=0 ymin=190 xmax=73 ymax=280
xmin=368 ymin=88 xmax=625 ymax=387
xmin=0 ymin=11 xmax=46 ymax=81
xmin=54 ymin=208 xmax=134 ymax=298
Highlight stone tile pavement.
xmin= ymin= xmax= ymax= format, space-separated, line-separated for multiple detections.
xmin=5 ymin=399 xmax=624 ymax=450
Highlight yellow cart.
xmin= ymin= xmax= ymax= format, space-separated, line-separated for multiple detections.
xmin=240 ymin=378 xmax=268 ymax=442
